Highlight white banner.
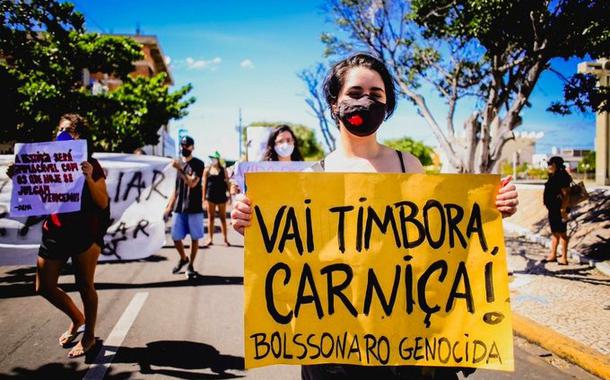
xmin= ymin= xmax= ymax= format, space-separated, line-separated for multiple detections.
xmin=11 ymin=140 xmax=87 ymax=217
xmin=246 ymin=127 xmax=273 ymax=162
xmin=232 ymin=161 xmax=315 ymax=193
xmin=0 ymin=153 xmax=176 ymax=264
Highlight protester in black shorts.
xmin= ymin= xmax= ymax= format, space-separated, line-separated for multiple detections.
xmin=542 ymin=156 xmax=572 ymax=265
xmin=202 ymin=151 xmax=231 ymax=246
xmin=9 ymin=114 xmax=110 ymax=358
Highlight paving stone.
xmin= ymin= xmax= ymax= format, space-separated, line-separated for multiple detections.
xmin=505 ymin=235 xmax=610 ymax=356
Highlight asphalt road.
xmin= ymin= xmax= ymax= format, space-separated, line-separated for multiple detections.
xmin=0 ymin=224 xmax=600 ymax=380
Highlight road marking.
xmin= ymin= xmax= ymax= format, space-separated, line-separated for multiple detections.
xmin=83 ymin=292 xmax=149 ymax=380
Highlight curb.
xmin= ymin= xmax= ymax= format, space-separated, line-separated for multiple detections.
xmin=512 ymin=313 xmax=610 ymax=380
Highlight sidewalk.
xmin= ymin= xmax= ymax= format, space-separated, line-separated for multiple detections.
xmin=505 ymin=234 xmax=610 ymax=379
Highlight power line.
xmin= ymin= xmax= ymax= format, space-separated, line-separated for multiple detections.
xmin=71 ymin=0 xmax=107 ymax=33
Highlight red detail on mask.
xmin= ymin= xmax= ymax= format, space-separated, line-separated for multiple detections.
xmin=347 ymin=114 xmax=363 ymax=126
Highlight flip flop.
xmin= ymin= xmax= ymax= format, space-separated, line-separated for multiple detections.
xmin=59 ymin=324 xmax=85 ymax=347
xmin=558 ymin=261 xmax=569 ymax=266
xmin=68 ymin=338 xmax=96 ymax=358
xmin=541 ymin=258 xmax=557 ymax=263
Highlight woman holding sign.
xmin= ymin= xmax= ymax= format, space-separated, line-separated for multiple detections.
xmin=9 ymin=114 xmax=110 ymax=358
xmin=231 ymin=54 xmax=518 ymax=379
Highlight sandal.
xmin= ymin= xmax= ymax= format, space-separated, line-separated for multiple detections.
xmin=68 ymin=338 xmax=96 ymax=358
xmin=541 ymin=258 xmax=557 ymax=263
xmin=59 ymin=324 xmax=85 ymax=347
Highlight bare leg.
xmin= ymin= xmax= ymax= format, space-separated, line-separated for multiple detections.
xmin=547 ymin=233 xmax=559 ymax=261
xmin=218 ymin=202 xmax=229 ymax=245
xmin=559 ymin=233 xmax=569 ymax=264
xmin=205 ymin=202 xmax=217 ymax=246
xmin=189 ymin=239 xmax=199 ymax=269
xmin=174 ymin=240 xmax=187 ymax=261
xmin=35 ymin=256 xmax=85 ymax=345
xmin=69 ymin=243 xmax=101 ymax=357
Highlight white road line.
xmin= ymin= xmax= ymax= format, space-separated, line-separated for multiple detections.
xmin=83 ymin=292 xmax=149 ymax=380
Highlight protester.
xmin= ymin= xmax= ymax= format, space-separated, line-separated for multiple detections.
xmin=231 ymin=53 xmax=518 ymax=379
xmin=262 ymin=124 xmax=305 ymax=162
xmin=230 ymin=125 xmax=305 ymax=196
xmin=202 ymin=151 xmax=231 ymax=246
xmin=7 ymin=113 xmax=110 ymax=358
xmin=542 ymin=156 xmax=572 ymax=265
xmin=164 ymin=136 xmax=205 ymax=279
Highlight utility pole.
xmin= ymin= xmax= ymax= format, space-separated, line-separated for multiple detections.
xmin=236 ymin=108 xmax=243 ymax=159
xmin=578 ymin=58 xmax=610 ymax=185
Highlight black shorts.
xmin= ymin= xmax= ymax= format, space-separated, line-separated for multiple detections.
xmin=547 ymin=208 xmax=567 ymax=233
xmin=38 ymin=232 xmax=102 ymax=261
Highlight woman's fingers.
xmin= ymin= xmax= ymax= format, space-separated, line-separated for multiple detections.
xmin=231 ymin=215 xmax=250 ymax=235
xmin=496 ymin=189 xmax=518 ymax=200
xmin=496 ymin=198 xmax=519 ymax=208
xmin=231 ymin=208 xmax=251 ymax=222
xmin=498 ymin=183 xmax=516 ymax=194
xmin=498 ymin=207 xmax=517 ymax=217
xmin=234 ymin=199 xmax=252 ymax=214
xmin=231 ymin=197 xmax=252 ymax=236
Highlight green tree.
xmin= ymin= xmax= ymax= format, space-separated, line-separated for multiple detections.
xmin=0 ymin=0 xmax=195 ymax=151
xmin=320 ymin=0 xmax=610 ymax=173
xmin=247 ymin=122 xmax=325 ymax=161
xmin=383 ymin=137 xmax=434 ymax=166
xmin=577 ymin=151 xmax=596 ymax=173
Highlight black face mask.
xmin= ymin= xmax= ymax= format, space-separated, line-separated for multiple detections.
xmin=181 ymin=148 xmax=192 ymax=157
xmin=336 ymin=96 xmax=386 ymax=137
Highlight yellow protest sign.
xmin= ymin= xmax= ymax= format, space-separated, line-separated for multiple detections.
xmin=244 ymin=172 xmax=514 ymax=371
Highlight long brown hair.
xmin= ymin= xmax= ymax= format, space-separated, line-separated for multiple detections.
xmin=262 ymin=125 xmax=304 ymax=161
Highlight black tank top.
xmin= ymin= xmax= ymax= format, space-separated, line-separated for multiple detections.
xmin=205 ymin=167 xmax=228 ymax=203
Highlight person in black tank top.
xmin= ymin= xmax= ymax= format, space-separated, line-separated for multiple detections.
xmin=231 ymin=54 xmax=518 ymax=379
xmin=202 ymin=151 xmax=231 ymax=246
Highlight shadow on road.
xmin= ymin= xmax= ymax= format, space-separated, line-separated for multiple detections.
xmin=509 ymin=236 xmax=610 ymax=287
xmin=109 ymin=340 xmax=244 ymax=379
xmin=0 ymin=274 xmax=243 ymax=299
xmin=0 ymin=362 xmax=131 ymax=380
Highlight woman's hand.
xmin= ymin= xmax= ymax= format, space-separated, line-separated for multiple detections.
xmin=561 ymin=208 xmax=569 ymax=221
xmin=6 ymin=163 xmax=15 ymax=179
xmin=496 ymin=176 xmax=518 ymax=218
xmin=229 ymin=181 xmax=241 ymax=195
xmin=231 ymin=195 xmax=252 ymax=235
xmin=81 ymin=161 xmax=93 ymax=180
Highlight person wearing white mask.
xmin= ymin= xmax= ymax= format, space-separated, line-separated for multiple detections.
xmin=262 ymin=125 xmax=304 ymax=162
xmin=229 ymin=125 xmax=305 ymax=196
xmin=202 ymin=151 xmax=231 ymax=246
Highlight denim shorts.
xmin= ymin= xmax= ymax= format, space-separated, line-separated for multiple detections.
xmin=171 ymin=212 xmax=204 ymax=241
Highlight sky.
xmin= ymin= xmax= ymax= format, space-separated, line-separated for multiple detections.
xmin=73 ymin=0 xmax=597 ymax=160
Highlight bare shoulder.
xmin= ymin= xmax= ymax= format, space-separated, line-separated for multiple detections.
xmin=398 ymin=151 xmax=425 ymax=174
